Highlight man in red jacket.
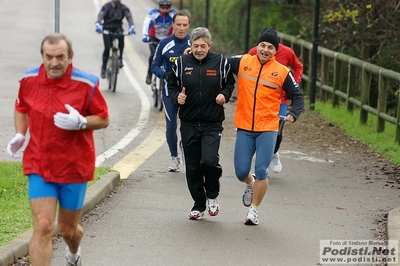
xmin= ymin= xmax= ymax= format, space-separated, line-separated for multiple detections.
xmin=7 ymin=33 xmax=109 ymax=266
xmin=248 ymin=27 xmax=303 ymax=174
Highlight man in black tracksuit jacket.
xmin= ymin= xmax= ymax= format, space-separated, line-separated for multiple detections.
xmin=168 ymin=27 xmax=235 ymax=220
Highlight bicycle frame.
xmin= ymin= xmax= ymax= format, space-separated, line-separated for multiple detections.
xmin=103 ymin=30 xmax=130 ymax=92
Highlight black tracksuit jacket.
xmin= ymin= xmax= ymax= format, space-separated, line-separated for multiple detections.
xmin=168 ymin=52 xmax=235 ymax=126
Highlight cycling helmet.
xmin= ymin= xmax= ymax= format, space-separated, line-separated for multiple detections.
xmin=158 ymin=0 xmax=172 ymax=6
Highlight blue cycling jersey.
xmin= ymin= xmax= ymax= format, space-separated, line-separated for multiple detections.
xmin=142 ymin=8 xmax=176 ymax=42
xmin=150 ymin=34 xmax=190 ymax=83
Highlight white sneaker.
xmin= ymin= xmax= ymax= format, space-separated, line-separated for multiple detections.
xmin=168 ymin=156 xmax=180 ymax=172
xmin=242 ymin=176 xmax=254 ymax=207
xmin=207 ymin=198 xmax=219 ymax=216
xmin=188 ymin=210 xmax=205 ymax=220
xmin=244 ymin=208 xmax=259 ymax=225
xmin=270 ymin=152 xmax=282 ymax=173
xmin=65 ymin=246 xmax=82 ymax=266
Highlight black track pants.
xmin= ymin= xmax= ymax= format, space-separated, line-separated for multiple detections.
xmin=180 ymin=124 xmax=223 ymax=212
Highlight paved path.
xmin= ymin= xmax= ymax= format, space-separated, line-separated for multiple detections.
xmin=48 ymin=103 xmax=400 ymax=265
xmin=0 ymin=0 xmax=399 ymax=265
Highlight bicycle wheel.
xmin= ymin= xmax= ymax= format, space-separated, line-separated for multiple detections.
xmin=157 ymin=78 xmax=163 ymax=111
xmin=152 ymin=81 xmax=159 ymax=108
xmin=107 ymin=58 xmax=112 ymax=90
xmin=111 ymin=50 xmax=119 ymax=92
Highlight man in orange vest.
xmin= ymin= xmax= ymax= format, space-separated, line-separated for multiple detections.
xmin=248 ymin=27 xmax=303 ymax=174
xmin=229 ymin=28 xmax=304 ymax=225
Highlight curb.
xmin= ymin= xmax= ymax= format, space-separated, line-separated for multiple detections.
xmin=0 ymin=171 xmax=120 ymax=266
xmin=388 ymin=206 xmax=400 ymax=266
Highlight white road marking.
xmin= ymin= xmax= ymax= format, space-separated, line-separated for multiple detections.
xmin=95 ymin=61 xmax=151 ymax=167
xmin=280 ymin=150 xmax=334 ymax=163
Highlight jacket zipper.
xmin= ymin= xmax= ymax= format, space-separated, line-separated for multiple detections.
xmin=251 ymin=64 xmax=264 ymax=131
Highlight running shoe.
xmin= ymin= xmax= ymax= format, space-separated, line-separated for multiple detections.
xmin=242 ymin=182 xmax=253 ymax=207
xmin=244 ymin=208 xmax=259 ymax=225
xmin=118 ymin=58 xmax=124 ymax=68
xmin=66 ymin=258 xmax=81 ymax=266
xmin=188 ymin=210 xmax=205 ymax=220
xmin=100 ymin=68 xmax=106 ymax=79
xmin=207 ymin=198 xmax=219 ymax=216
xmin=168 ymin=156 xmax=180 ymax=172
xmin=270 ymin=152 xmax=282 ymax=173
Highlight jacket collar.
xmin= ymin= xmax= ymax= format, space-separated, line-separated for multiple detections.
xmin=38 ymin=64 xmax=72 ymax=88
xmin=189 ymin=51 xmax=212 ymax=63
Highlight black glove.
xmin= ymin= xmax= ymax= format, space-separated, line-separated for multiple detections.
xmin=163 ymin=72 xmax=170 ymax=82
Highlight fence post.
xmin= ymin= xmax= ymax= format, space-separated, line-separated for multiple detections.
xmin=332 ymin=53 xmax=342 ymax=107
xmin=376 ymin=70 xmax=388 ymax=133
xmin=360 ymin=65 xmax=372 ymax=124
xmin=320 ymin=54 xmax=329 ymax=102
xmin=346 ymin=63 xmax=356 ymax=112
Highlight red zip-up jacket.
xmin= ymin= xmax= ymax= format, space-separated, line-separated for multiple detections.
xmin=16 ymin=64 xmax=109 ymax=183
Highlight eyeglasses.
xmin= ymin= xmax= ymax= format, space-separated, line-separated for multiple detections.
xmin=160 ymin=6 xmax=171 ymax=10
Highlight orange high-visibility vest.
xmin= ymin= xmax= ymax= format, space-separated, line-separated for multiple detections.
xmin=234 ymin=54 xmax=290 ymax=132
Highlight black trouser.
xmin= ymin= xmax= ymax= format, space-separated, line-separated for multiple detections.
xmin=180 ymin=124 xmax=223 ymax=212
xmin=274 ymin=120 xmax=285 ymax=153
xmin=101 ymin=27 xmax=124 ymax=70
xmin=148 ymin=37 xmax=159 ymax=75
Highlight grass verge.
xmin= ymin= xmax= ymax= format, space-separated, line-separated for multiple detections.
xmin=311 ymin=99 xmax=400 ymax=165
xmin=0 ymin=163 xmax=111 ymax=246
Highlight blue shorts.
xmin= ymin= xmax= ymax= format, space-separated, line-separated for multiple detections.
xmin=28 ymin=174 xmax=87 ymax=210
xmin=234 ymin=130 xmax=277 ymax=181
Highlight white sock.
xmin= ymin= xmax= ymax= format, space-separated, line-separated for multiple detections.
xmin=247 ymin=177 xmax=255 ymax=187
xmin=66 ymin=246 xmax=81 ymax=263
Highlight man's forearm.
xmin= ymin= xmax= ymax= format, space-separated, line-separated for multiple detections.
xmin=14 ymin=110 xmax=28 ymax=135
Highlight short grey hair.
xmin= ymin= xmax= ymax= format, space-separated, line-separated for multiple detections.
xmin=41 ymin=33 xmax=74 ymax=58
xmin=190 ymin=27 xmax=212 ymax=45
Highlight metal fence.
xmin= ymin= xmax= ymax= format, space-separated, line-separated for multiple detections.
xmin=278 ymin=32 xmax=400 ymax=143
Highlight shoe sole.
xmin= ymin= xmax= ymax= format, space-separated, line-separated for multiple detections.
xmin=242 ymin=201 xmax=251 ymax=207
xmin=242 ymin=195 xmax=252 ymax=207
xmin=244 ymin=219 xmax=259 ymax=225
xmin=208 ymin=210 xmax=219 ymax=216
xmin=188 ymin=213 xmax=204 ymax=220
xmin=188 ymin=216 xmax=202 ymax=220
xmin=271 ymin=167 xmax=282 ymax=173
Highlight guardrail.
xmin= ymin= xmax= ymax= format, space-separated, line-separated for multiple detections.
xmin=277 ymin=32 xmax=400 ymax=143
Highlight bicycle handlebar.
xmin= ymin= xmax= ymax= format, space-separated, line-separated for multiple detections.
xmin=102 ymin=30 xmax=131 ymax=36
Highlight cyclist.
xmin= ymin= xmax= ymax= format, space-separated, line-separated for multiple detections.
xmin=151 ymin=10 xmax=191 ymax=172
xmin=142 ymin=0 xmax=176 ymax=85
xmin=95 ymin=0 xmax=137 ymax=79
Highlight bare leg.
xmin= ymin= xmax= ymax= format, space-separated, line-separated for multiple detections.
xmin=252 ymin=178 xmax=269 ymax=206
xmin=29 ymin=198 xmax=58 ymax=266
xmin=241 ymin=173 xmax=269 ymax=206
xmin=58 ymin=207 xmax=83 ymax=254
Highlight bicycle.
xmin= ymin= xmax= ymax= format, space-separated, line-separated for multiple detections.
xmin=151 ymin=73 xmax=163 ymax=111
xmin=103 ymin=30 xmax=130 ymax=92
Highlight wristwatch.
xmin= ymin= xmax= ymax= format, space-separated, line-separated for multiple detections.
xmin=79 ymin=117 xmax=87 ymax=130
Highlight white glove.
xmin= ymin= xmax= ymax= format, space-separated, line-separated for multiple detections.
xmin=54 ymin=104 xmax=85 ymax=130
xmin=7 ymin=133 xmax=25 ymax=159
